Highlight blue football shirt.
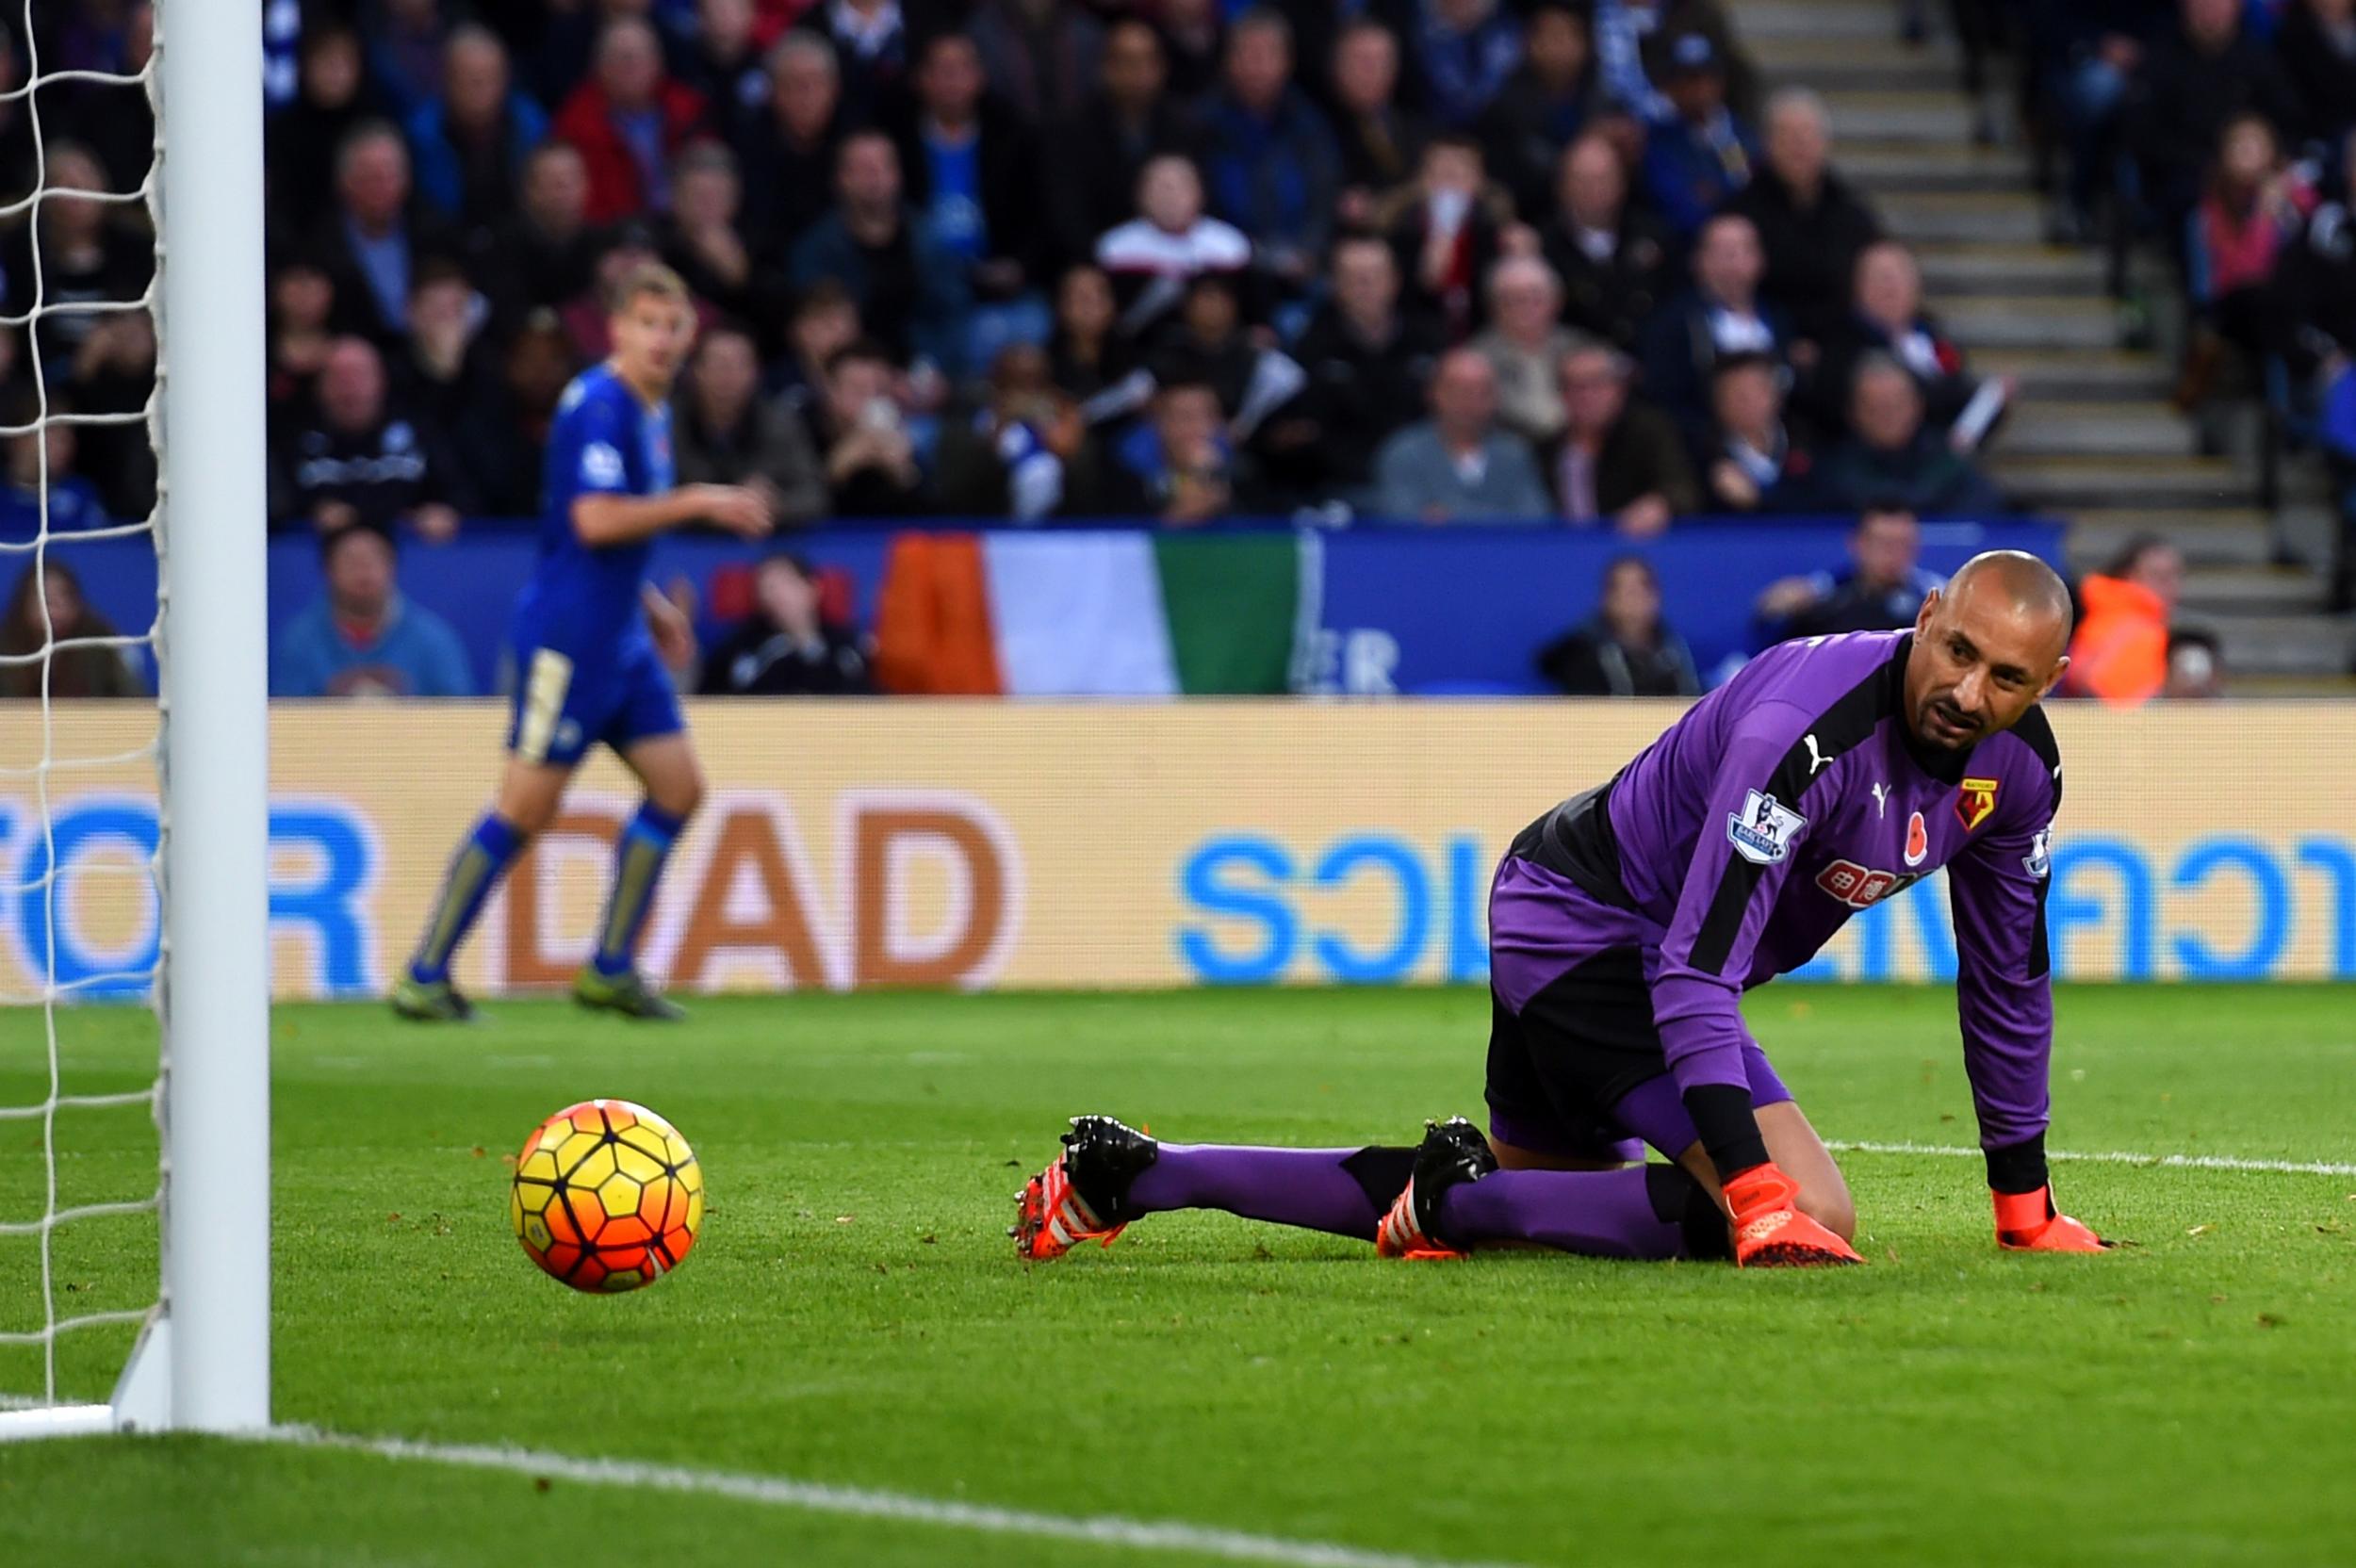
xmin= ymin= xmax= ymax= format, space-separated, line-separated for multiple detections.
xmin=511 ymin=363 xmax=675 ymax=665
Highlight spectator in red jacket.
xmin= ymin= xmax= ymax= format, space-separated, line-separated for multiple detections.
xmin=552 ymin=16 xmax=709 ymax=224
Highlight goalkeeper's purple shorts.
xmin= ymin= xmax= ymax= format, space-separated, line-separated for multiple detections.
xmin=1483 ymin=855 xmax=1794 ymax=1166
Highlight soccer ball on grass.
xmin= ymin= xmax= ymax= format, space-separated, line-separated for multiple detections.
xmin=510 ymin=1099 xmax=703 ymax=1293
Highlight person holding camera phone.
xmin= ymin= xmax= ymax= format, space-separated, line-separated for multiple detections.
xmin=810 ymin=337 xmax=927 ymax=516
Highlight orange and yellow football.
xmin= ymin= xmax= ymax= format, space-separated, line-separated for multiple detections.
xmin=510 ymin=1099 xmax=703 ymax=1293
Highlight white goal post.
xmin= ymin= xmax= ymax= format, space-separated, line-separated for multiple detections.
xmin=0 ymin=0 xmax=270 ymax=1439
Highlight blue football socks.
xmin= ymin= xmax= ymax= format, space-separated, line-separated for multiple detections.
xmin=408 ymin=814 xmax=525 ymax=985
xmin=590 ymin=802 xmax=686 ymax=978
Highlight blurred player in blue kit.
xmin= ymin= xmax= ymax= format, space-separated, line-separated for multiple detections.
xmin=391 ymin=264 xmax=774 ymax=1022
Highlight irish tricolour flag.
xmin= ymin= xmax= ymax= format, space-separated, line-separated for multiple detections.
xmin=873 ymin=531 xmax=1319 ymax=695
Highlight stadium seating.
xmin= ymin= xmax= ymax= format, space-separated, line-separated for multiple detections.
xmin=8 ymin=0 xmax=2354 ymax=695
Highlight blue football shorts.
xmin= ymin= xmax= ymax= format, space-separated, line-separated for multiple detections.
xmin=505 ymin=637 xmax=683 ymax=768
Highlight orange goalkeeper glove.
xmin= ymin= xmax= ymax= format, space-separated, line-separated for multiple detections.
xmin=1724 ymin=1162 xmax=1862 ymax=1267
xmin=1993 ymin=1185 xmax=2109 ymax=1252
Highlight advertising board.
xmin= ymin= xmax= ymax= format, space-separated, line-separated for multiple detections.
xmin=4 ymin=701 xmax=2348 ymax=1001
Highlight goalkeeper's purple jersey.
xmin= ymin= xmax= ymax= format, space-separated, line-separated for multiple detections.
xmin=1513 ymin=629 xmax=2062 ymax=1148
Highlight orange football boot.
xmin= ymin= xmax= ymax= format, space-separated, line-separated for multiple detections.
xmin=1724 ymin=1162 xmax=1863 ymax=1267
xmin=1375 ymin=1117 xmax=1497 ymax=1259
xmin=1994 ymin=1185 xmax=2111 ymax=1252
xmin=1011 ymin=1116 xmax=1157 ymax=1262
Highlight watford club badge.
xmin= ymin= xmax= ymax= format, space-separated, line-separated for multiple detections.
xmin=1955 ymin=776 xmax=2000 ymax=832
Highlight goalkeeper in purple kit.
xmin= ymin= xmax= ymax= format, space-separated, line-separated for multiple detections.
xmin=1015 ymin=550 xmax=2109 ymax=1267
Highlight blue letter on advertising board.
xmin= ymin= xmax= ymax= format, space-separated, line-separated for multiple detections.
xmin=2047 ymin=839 xmax=2155 ymax=980
xmin=2297 ymin=839 xmax=2356 ymax=978
xmin=1310 ymin=836 xmax=1429 ymax=983
xmin=1177 ymin=836 xmax=1298 ymax=983
xmin=12 ymin=802 xmax=160 ymax=1000
xmin=2169 ymin=838 xmax=2289 ymax=980
xmin=270 ymin=806 xmax=377 ymax=995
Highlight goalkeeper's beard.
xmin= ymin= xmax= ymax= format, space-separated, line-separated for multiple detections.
xmin=1915 ymin=693 xmax=1984 ymax=749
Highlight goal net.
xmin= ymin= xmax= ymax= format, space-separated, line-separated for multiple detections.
xmin=0 ymin=0 xmax=268 ymax=1439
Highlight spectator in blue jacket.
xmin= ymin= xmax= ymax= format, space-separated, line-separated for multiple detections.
xmin=366 ymin=0 xmax=450 ymax=122
xmin=271 ymin=521 xmax=475 ymax=698
xmin=789 ymin=130 xmax=974 ymax=374
xmin=1414 ymin=0 xmax=1523 ymax=129
xmin=1640 ymin=29 xmax=1757 ymax=239
xmin=402 ymin=24 xmax=549 ymax=239
xmin=1196 ymin=9 xmax=1342 ymax=291
xmin=1087 ymin=377 xmax=1250 ymax=524
xmin=1638 ymin=211 xmax=1787 ymax=444
xmin=1753 ymin=504 xmax=1945 ymax=645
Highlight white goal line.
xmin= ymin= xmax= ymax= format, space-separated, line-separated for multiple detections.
xmin=254 ymin=1425 xmax=1531 ymax=1568
xmin=1826 ymin=1139 xmax=2356 ymax=1179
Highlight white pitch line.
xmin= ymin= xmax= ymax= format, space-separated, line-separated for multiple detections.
xmin=255 ymin=1425 xmax=1534 ymax=1568
xmin=1828 ymin=1139 xmax=2356 ymax=1179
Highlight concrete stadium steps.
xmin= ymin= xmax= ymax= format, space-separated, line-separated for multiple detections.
xmin=2176 ymin=565 xmax=2331 ymax=616
xmin=1740 ymin=0 xmax=1913 ymax=42
xmin=1839 ymin=142 xmax=2034 ymax=193
xmin=1751 ymin=36 xmax=1960 ymax=91
xmin=2259 ymin=498 xmax=2345 ymax=559
xmin=2213 ymin=671 xmax=2356 ymax=696
xmin=1918 ymin=245 xmax=2107 ymax=298
xmin=1938 ymin=296 xmax=2121 ymax=350
xmin=1987 ymin=400 xmax=2198 ymax=459
xmin=2190 ymin=612 xmax=2356 ymax=678
xmin=1987 ymin=454 xmax=2254 ymax=511
xmin=1824 ymin=90 xmax=1980 ymax=145
xmin=2068 ymin=510 xmax=2282 ymax=569
xmin=1757 ymin=4 xmax=2352 ymax=679
xmin=1972 ymin=349 xmax=2173 ymax=402
xmin=1875 ymin=191 xmax=2045 ymax=245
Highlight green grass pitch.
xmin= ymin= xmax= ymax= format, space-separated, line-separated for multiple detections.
xmin=4 ymin=984 xmax=2354 ymax=1566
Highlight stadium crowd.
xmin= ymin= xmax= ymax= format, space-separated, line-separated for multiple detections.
xmin=239 ymin=0 xmax=2030 ymax=533
xmin=0 ymin=1 xmax=2344 ymax=703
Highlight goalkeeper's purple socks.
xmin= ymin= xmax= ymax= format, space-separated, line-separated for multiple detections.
xmin=1435 ymin=1164 xmax=1707 ymax=1261
xmin=1082 ymin=1142 xmax=1723 ymax=1258
xmin=1125 ymin=1144 xmax=1415 ymax=1242
xmin=407 ymin=813 xmax=524 ymax=985
xmin=591 ymin=801 xmax=687 ymax=977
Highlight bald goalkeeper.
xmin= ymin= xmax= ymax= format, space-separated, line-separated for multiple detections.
xmin=1014 ymin=551 xmax=2112 ymax=1268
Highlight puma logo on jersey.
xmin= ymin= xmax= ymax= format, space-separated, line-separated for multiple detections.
xmin=1804 ymin=733 xmax=1834 ymax=776
xmin=1871 ymin=781 xmax=1890 ymax=818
